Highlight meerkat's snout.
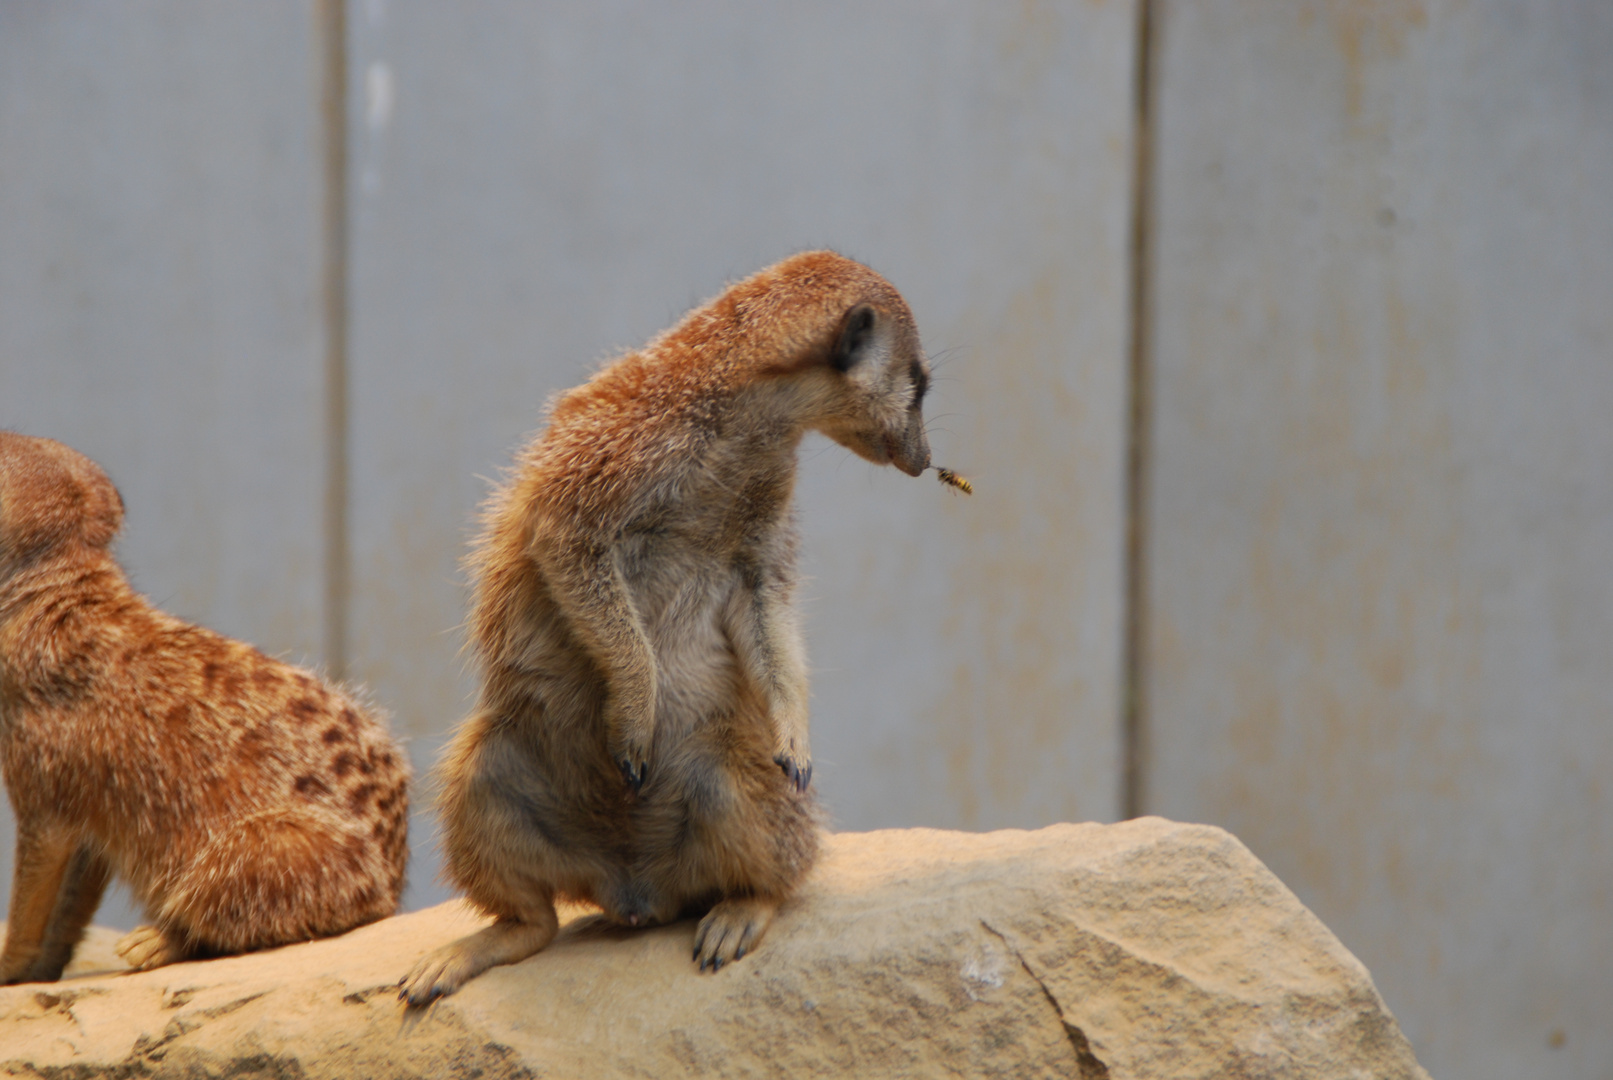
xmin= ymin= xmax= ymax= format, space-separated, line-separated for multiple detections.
xmin=888 ymin=423 xmax=931 ymax=477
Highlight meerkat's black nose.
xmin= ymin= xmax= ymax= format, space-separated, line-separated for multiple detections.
xmin=892 ymin=443 xmax=930 ymax=477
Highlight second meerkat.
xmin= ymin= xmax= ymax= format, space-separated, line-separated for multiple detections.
xmin=0 ymin=433 xmax=409 ymax=985
xmin=401 ymin=251 xmax=937 ymax=1003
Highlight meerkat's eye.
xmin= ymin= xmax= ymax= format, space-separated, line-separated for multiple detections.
xmin=910 ymin=358 xmax=929 ymax=406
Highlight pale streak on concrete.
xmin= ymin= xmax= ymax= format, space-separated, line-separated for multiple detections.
xmin=0 ymin=4 xmax=329 ymax=928
xmin=343 ymin=1 xmax=1137 ymax=911
xmin=1143 ymin=2 xmax=1613 ymax=1077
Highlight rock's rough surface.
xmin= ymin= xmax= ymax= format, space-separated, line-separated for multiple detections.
xmin=0 ymin=819 xmax=1429 ymax=1078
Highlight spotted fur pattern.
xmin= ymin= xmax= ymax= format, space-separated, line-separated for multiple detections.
xmin=401 ymin=251 xmax=934 ymax=1003
xmin=0 ymin=433 xmax=408 ymax=984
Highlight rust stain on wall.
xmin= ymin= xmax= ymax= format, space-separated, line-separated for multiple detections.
xmin=1214 ymin=232 xmax=1484 ymax=917
xmin=1327 ymin=0 xmax=1428 ymax=119
xmin=928 ymin=262 xmax=1117 ymax=828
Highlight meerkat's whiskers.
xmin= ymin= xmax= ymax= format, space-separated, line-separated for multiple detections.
xmin=935 ymin=467 xmax=973 ymax=495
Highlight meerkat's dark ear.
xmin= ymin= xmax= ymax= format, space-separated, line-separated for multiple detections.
xmin=831 ymin=305 xmax=877 ymax=373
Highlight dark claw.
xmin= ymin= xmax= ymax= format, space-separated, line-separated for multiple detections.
xmin=402 ymin=985 xmax=438 ymax=1008
xmin=618 ymin=757 xmax=647 ymax=793
xmin=774 ymin=754 xmax=812 ymax=793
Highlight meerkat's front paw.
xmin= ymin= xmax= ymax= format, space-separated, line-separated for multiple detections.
xmin=773 ymin=752 xmax=812 ymax=793
xmin=610 ymin=732 xmax=651 ymax=793
xmin=615 ymin=752 xmax=649 ymax=793
xmin=693 ymin=896 xmax=779 ymax=973
xmin=772 ymin=736 xmax=812 ymax=793
xmin=115 ymin=925 xmax=183 ymax=971
xmin=604 ymin=698 xmax=654 ymax=794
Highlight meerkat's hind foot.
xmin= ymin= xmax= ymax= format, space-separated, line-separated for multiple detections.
xmin=398 ymin=915 xmax=557 ymax=1006
xmin=692 ymin=896 xmax=779 ymax=973
xmin=114 ymin=925 xmax=186 ymax=972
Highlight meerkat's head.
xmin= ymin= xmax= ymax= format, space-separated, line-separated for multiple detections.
xmin=0 ymin=432 xmax=125 ymax=576
xmin=805 ymin=294 xmax=933 ymax=478
xmin=767 ymin=259 xmax=935 ymax=477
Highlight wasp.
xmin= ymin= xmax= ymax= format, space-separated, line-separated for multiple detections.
xmin=934 ymin=467 xmax=973 ymax=495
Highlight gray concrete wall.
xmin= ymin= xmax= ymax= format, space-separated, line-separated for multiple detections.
xmin=1142 ymin=2 xmax=1613 ymax=1078
xmin=0 ymin=3 xmax=330 ymax=932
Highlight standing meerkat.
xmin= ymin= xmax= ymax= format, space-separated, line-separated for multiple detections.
xmin=0 ymin=432 xmax=409 ymax=983
xmin=400 ymin=251 xmax=938 ymax=1004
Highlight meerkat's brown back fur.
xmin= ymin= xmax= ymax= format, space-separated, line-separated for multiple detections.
xmin=402 ymin=251 xmax=936 ymax=1003
xmin=0 ymin=433 xmax=408 ymax=983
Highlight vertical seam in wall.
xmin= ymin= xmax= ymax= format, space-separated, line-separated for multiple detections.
xmin=319 ymin=0 xmax=350 ymax=680
xmin=1121 ymin=0 xmax=1157 ymax=820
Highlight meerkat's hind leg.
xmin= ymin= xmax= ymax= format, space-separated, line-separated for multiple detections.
xmin=692 ymin=895 xmax=779 ymax=973
xmin=399 ymin=901 xmax=560 ymax=1006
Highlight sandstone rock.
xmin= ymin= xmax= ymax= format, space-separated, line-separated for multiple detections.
xmin=0 ymin=818 xmax=1429 ymax=1078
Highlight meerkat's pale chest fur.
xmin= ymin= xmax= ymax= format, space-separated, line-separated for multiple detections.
xmin=0 ymin=433 xmax=409 ymax=983
xmin=400 ymin=251 xmax=935 ymax=1003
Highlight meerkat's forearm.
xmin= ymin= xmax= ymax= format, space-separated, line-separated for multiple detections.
xmin=725 ymin=583 xmax=811 ymax=786
xmin=534 ymin=538 xmax=658 ymax=781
